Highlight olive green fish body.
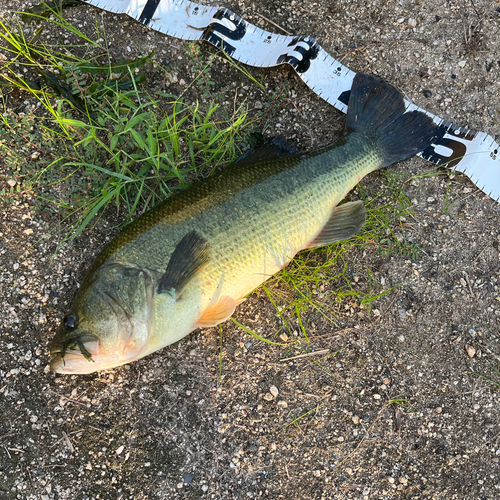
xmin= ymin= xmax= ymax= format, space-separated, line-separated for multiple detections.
xmin=107 ymin=135 xmax=377 ymax=355
xmin=50 ymin=74 xmax=439 ymax=373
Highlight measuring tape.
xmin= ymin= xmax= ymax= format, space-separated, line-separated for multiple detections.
xmin=81 ymin=0 xmax=500 ymax=203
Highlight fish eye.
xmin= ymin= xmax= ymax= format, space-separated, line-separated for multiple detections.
xmin=63 ymin=314 xmax=78 ymax=331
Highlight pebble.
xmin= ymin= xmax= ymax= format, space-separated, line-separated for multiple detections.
xmin=465 ymin=345 xmax=476 ymax=358
xmin=458 ymin=60 xmax=467 ymax=68
xmin=184 ymin=473 xmax=195 ymax=484
xmin=269 ymin=385 xmax=279 ymax=398
xmin=352 ymin=416 xmax=360 ymax=424
xmin=115 ymin=445 xmax=124 ymax=455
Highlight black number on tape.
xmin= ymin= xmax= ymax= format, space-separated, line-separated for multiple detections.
xmin=202 ymin=9 xmax=246 ymax=57
xmin=422 ymin=125 xmax=474 ymax=169
xmin=139 ymin=0 xmax=161 ymax=26
xmin=277 ymin=36 xmax=319 ymax=74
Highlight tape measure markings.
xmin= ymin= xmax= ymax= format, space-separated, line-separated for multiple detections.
xmin=80 ymin=0 xmax=500 ymax=202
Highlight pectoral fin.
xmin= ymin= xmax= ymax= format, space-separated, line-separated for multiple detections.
xmin=194 ymin=296 xmax=236 ymax=328
xmin=158 ymin=231 xmax=210 ymax=297
xmin=308 ymin=200 xmax=366 ymax=248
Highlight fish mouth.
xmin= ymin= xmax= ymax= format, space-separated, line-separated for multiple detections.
xmin=50 ymin=332 xmax=101 ymax=374
xmin=50 ymin=351 xmax=96 ymax=374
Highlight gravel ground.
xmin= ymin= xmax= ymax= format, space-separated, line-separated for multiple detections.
xmin=1 ymin=1 xmax=500 ymax=499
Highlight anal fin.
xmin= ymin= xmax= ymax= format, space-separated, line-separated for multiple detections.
xmin=308 ymin=200 xmax=366 ymax=248
xmin=194 ymin=296 xmax=236 ymax=329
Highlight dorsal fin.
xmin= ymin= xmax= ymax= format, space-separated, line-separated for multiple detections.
xmin=307 ymin=201 xmax=366 ymax=248
xmin=158 ymin=231 xmax=210 ymax=297
xmin=234 ymin=136 xmax=298 ymax=166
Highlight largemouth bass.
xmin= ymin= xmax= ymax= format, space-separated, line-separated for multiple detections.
xmin=50 ymin=74 xmax=439 ymax=374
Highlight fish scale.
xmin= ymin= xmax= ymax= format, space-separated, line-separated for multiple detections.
xmin=114 ymin=137 xmax=376 ymax=306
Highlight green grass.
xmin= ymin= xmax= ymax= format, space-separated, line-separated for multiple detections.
xmin=387 ymin=395 xmax=417 ymax=413
xmin=474 ymin=360 xmax=500 ymax=390
xmin=0 ymin=7 xmax=253 ymax=244
xmin=1 ymin=5 xmax=431 ymax=359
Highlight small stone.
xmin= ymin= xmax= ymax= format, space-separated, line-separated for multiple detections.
xmin=407 ymin=18 xmax=417 ymax=27
xmin=202 ymin=485 xmax=209 ymax=492
xmin=115 ymin=445 xmax=124 ymax=455
xmin=184 ymin=473 xmax=195 ymax=484
xmin=465 ymin=345 xmax=476 ymax=358
xmin=458 ymin=60 xmax=467 ymax=68
xmin=269 ymin=385 xmax=279 ymax=398
xmin=373 ymin=394 xmax=381 ymax=400
xmin=383 ymin=378 xmax=391 ymax=385
xmin=263 ymin=393 xmax=274 ymax=401
xmin=388 ymin=477 xmax=395 ymax=484
xmin=254 ymin=101 xmax=263 ymax=109
xmin=7 ymin=179 xmax=16 ymax=187
xmin=352 ymin=416 xmax=360 ymax=424
xmin=422 ymin=89 xmax=432 ymax=98
xmin=24 ymin=229 xmax=33 ymax=235
xmin=176 ymin=483 xmax=183 ymax=489
xmin=436 ymin=407 xmax=442 ymax=414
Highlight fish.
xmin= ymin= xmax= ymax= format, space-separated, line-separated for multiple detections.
xmin=49 ymin=73 xmax=439 ymax=374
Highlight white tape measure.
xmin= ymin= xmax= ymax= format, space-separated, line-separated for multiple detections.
xmin=82 ymin=0 xmax=500 ymax=203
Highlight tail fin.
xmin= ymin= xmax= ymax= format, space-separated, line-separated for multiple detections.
xmin=346 ymin=73 xmax=439 ymax=168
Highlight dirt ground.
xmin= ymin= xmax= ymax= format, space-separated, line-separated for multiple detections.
xmin=1 ymin=0 xmax=500 ymax=499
